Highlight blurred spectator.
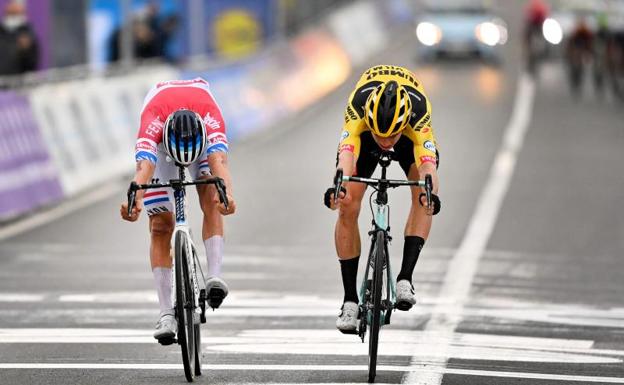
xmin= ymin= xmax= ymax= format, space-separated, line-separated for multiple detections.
xmin=109 ymin=3 xmax=178 ymax=64
xmin=0 ymin=1 xmax=39 ymax=75
xmin=566 ymin=15 xmax=594 ymax=95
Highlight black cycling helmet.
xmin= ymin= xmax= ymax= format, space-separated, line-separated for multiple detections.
xmin=163 ymin=109 xmax=206 ymax=166
xmin=364 ymin=80 xmax=412 ymax=138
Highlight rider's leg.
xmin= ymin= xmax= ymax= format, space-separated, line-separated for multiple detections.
xmin=335 ymin=182 xmax=367 ymax=303
xmin=197 ymin=182 xmax=228 ymax=308
xmin=198 ymin=183 xmax=224 ymax=278
xmin=397 ymin=164 xmax=432 ymax=283
xmin=150 ymin=212 xmax=175 ymax=314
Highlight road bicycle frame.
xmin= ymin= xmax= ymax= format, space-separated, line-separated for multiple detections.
xmin=171 ymin=167 xmax=202 ymax=322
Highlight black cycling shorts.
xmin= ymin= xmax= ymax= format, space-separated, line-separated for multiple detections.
xmin=354 ymin=132 xmax=439 ymax=178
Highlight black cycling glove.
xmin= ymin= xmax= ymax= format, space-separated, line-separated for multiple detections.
xmin=418 ymin=192 xmax=441 ymax=215
xmin=324 ymin=186 xmax=347 ymax=209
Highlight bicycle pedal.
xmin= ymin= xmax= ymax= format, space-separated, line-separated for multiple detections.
xmin=207 ymin=288 xmax=225 ymax=309
xmin=157 ymin=336 xmax=177 ymax=346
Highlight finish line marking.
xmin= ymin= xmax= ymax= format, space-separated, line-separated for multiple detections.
xmin=0 ymin=363 xmax=623 ymax=383
xmin=404 ymin=73 xmax=536 ymax=384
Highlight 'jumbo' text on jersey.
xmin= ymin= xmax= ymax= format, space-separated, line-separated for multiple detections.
xmin=136 ymin=78 xmax=227 ymax=164
xmin=339 ymin=65 xmax=437 ymax=167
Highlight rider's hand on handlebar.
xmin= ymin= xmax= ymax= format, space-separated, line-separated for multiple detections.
xmin=214 ymin=193 xmax=236 ymax=216
xmin=418 ymin=192 xmax=441 ymax=216
xmin=324 ymin=186 xmax=347 ymax=210
xmin=121 ymin=198 xmax=143 ymax=222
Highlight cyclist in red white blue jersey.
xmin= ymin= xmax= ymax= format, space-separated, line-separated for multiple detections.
xmin=120 ymin=78 xmax=236 ymax=343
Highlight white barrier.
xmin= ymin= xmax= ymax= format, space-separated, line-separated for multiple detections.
xmin=28 ymin=67 xmax=178 ymax=196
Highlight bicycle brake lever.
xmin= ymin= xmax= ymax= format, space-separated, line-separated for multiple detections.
xmin=215 ymin=178 xmax=229 ymax=210
xmin=127 ymin=181 xmax=138 ymax=217
xmin=334 ymin=168 xmax=344 ymax=201
xmin=425 ymin=174 xmax=433 ymax=211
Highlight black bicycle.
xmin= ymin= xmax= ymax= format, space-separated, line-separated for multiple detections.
xmin=127 ymin=166 xmax=228 ymax=382
xmin=333 ymin=151 xmax=433 ymax=383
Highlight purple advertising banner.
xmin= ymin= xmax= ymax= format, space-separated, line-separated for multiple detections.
xmin=0 ymin=91 xmax=63 ymax=221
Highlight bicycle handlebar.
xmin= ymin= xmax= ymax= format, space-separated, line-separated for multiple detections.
xmin=127 ymin=177 xmax=228 ymax=217
xmin=342 ymin=175 xmax=425 ymax=188
xmin=333 ymin=172 xmax=433 ymax=208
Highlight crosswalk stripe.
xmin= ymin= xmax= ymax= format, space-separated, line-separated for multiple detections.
xmin=0 ymin=363 xmax=623 ymax=383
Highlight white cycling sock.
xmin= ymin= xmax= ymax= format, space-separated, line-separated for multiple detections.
xmin=152 ymin=267 xmax=173 ymax=315
xmin=204 ymin=235 xmax=224 ymax=277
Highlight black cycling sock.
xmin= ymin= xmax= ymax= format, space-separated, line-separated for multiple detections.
xmin=397 ymin=236 xmax=425 ymax=283
xmin=339 ymin=256 xmax=360 ymax=304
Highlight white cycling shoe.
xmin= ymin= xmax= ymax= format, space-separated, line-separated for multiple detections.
xmin=336 ymin=301 xmax=359 ymax=334
xmin=153 ymin=312 xmax=177 ymax=345
xmin=205 ymin=276 xmax=229 ymax=309
xmin=395 ymin=279 xmax=417 ymax=311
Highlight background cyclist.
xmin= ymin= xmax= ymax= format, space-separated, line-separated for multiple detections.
xmin=324 ymin=65 xmax=440 ymax=333
xmin=120 ymin=78 xmax=236 ymax=343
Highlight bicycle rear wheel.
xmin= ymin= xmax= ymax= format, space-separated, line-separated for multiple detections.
xmin=175 ymin=232 xmax=196 ymax=382
xmin=368 ymin=231 xmax=385 ymax=383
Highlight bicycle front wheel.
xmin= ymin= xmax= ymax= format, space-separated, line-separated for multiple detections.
xmin=175 ymin=232 xmax=196 ymax=382
xmin=368 ymin=231 xmax=386 ymax=383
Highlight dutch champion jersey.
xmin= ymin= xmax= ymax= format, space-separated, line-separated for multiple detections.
xmin=135 ymin=78 xmax=228 ymax=164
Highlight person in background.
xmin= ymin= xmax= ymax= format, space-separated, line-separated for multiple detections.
xmin=0 ymin=1 xmax=38 ymax=75
xmin=109 ymin=3 xmax=178 ymax=64
xmin=523 ymin=0 xmax=549 ymax=73
xmin=566 ymin=14 xmax=594 ymax=95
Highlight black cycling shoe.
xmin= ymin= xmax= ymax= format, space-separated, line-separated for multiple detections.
xmin=395 ymin=301 xmax=413 ymax=311
xmin=157 ymin=336 xmax=176 ymax=346
xmin=204 ymin=277 xmax=229 ymax=310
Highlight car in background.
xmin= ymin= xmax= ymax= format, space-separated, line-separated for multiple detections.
xmin=414 ymin=0 xmax=508 ymax=63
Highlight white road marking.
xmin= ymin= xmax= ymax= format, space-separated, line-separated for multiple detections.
xmin=0 ymin=328 xmax=620 ymax=365
xmin=0 ymin=294 xmax=45 ymax=302
xmin=58 ymin=291 xmax=157 ymax=303
xmin=4 ymin=290 xmax=624 ymax=329
xmin=198 ymin=329 xmax=617 ymax=364
xmin=0 ymin=363 xmax=623 ymax=383
xmin=0 ymin=181 xmax=123 ymax=242
xmin=404 ymin=74 xmax=536 ymax=384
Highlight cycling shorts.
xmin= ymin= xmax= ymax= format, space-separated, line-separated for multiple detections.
xmin=144 ymin=147 xmax=212 ymax=216
xmin=352 ymin=132 xmax=440 ymax=178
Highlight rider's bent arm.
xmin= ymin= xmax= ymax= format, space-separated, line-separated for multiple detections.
xmin=134 ymin=160 xmax=156 ymax=200
xmin=337 ymin=150 xmax=356 ymax=177
xmin=418 ymin=161 xmax=439 ymax=194
xmin=207 ymin=152 xmax=233 ymax=194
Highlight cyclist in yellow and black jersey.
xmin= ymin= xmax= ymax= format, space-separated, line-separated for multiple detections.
xmin=324 ymin=64 xmax=441 ymax=333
